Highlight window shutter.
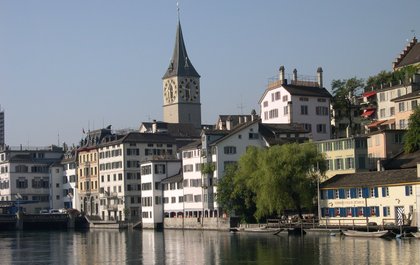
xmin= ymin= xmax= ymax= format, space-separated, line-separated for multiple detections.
xmin=382 ymin=187 xmax=386 ymax=197
xmin=321 ymin=208 xmax=325 ymax=217
xmin=375 ymin=206 xmax=380 ymax=217
xmin=374 ymin=187 xmax=379 ymax=198
xmin=350 ymin=188 xmax=357 ymax=198
xmin=405 ymin=186 xmax=409 ymax=196
xmin=364 ymin=207 xmax=371 ymax=217
xmin=320 ymin=190 xmax=324 ymax=200
xmin=327 ymin=190 xmax=334 ymax=199
xmin=362 ymin=188 xmax=369 ymax=198
xmin=352 ymin=207 xmax=357 ymax=217
xmin=340 ymin=208 xmax=346 ymax=217
xmin=339 ymin=189 xmax=345 ymax=199
xmin=329 ymin=208 xmax=335 ymax=217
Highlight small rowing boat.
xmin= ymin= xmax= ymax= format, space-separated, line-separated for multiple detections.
xmin=411 ymin=232 xmax=420 ymax=238
xmin=342 ymin=230 xmax=390 ymax=238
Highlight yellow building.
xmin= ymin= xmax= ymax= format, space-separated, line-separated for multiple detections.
xmin=77 ymin=147 xmax=99 ymax=215
xmin=320 ymin=167 xmax=419 ymax=227
xmin=315 ymin=136 xmax=369 ymax=179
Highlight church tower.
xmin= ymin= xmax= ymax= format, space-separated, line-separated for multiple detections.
xmin=162 ymin=20 xmax=201 ymax=129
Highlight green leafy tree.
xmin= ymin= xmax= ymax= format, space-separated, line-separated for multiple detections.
xmin=235 ymin=143 xmax=326 ymax=221
xmin=331 ymin=77 xmax=365 ymax=136
xmin=366 ymin=66 xmax=420 ymax=91
xmin=404 ymin=106 xmax=420 ymax=153
xmin=217 ymin=163 xmax=257 ymax=223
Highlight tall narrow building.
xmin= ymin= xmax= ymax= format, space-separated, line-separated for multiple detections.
xmin=162 ymin=20 xmax=201 ymax=129
xmin=0 ymin=108 xmax=4 ymax=147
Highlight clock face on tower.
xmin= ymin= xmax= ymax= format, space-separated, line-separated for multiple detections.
xmin=164 ymin=79 xmax=177 ymax=103
xmin=179 ymin=78 xmax=199 ymax=101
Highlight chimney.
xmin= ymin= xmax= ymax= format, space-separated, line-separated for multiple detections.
xmin=251 ymin=109 xmax=257 ymax=121
xmin=293 ymin=69 xmax=298 ymax=83
xmin=376 ymin=159 xmax=384 ymax=172
xmin=417 ymin=163 xmax=420 ymax=178
xmin=317 ymin=67 xmax=323 ymax=87
xmin=279 ymin=65 xmax=285 ymax=84
xmin=152 ymin=120 xmax=157 ymax=133
xmin=226 ymin=117 xmax=232 ymax=130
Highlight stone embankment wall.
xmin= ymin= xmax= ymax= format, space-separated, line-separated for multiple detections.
xmin=164 ymin=217 xmax=230 ymax=230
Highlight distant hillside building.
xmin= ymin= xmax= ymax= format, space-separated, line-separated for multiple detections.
xmin=362 ymin=37 xmax=420 ymax=131
xmin=259 ymin=66 xmax=332 ymax=140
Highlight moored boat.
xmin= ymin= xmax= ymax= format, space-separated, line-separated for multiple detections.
xmin=342 ymin=230 xmax=390 ymax=238
xmin=411 ymin=232 xmax=420 ymax=238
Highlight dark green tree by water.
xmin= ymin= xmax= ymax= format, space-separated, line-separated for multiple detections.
xmin=217 ymin=143 xmax=326 ymax=221
xmin=404 ymin=106 xmax=420 ymax=153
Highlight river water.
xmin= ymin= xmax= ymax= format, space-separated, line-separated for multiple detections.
xmin=0 ymin=229 xmax=419 ymax=264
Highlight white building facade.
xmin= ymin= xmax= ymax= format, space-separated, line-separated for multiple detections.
xmin=140 ymin=159 xmax=181 ymax=228
xmin=259 ymin=66 xmax=332 ymax=141
xmin=0 ymin=145 xmax=63 ymax=214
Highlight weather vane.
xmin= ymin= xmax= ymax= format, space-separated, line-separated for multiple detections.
xmin=177 ymin=1 xmax=180 ymax=20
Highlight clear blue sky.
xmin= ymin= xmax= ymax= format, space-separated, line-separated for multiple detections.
xmin=0 ymin=0 xmax=419 ymax=146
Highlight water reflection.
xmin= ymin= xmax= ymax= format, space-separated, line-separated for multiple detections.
xmin=0 ymin=230 xmax=419 ymax=264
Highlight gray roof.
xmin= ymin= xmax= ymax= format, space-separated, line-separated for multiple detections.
xmin=394 ymin=37 xmax=420 ymax=69
xmin=383 ymin=150 xmax=420 ymax=170
xmin=99 ymin=132 xmax=176 ymax=148
xmin=282 ymin=84 xmax=332 ymax=98
xmin=320 ymin=168 xmax=419 ymax=189
xmin=258 ymin=123 xmax=310 ymax=146
xmin=161 ymin=173 xmax=183 ymax=184
xmin=162 ymin=21 xmax=200 ymax=79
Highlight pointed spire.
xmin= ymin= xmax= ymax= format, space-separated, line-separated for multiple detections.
xmin=163 ymin=20 xmax=200 ymax=79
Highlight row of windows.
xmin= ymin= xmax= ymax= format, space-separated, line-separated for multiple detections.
xmin=99 ymin=149 xmax=122 ymax=159
xmin=79 ymin=153 xmax=97 ymax=163
xmin=162 ymin=181 xmax=183 ymax=191
xmin=14 ymin=165 xmax=49 ymax=173
xmin=0 ymin=194 xmax=48 ymax=202
xmin=183 ymin=150 xmax=201 ymax=158
xmin=14 ymin=177 xmax=49 ymax=189
xmin=99 ymin=161 xmax=123 ymax=171
xmin=322 ymin=206 xmax=381 ymax=217
xmin=321 ymin=186 xmax=413 ymax=200
xmin=100 ymin=173 xmax=123 ymax=182
xmin=316 ymin=139 xmax=366 ymax=152
xmin=79 ymin=180 xmax=98 ymax=191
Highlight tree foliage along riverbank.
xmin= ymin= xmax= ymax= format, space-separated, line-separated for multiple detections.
xmin=404 ymin=106 xmax=420 ymax=153
xmin=217 ymin=143 xmax=326 ymax=222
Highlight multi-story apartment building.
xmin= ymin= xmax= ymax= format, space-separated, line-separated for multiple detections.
xmin=0 ymin=145 xmax=63 ymax=214
xmin=97 ymin=132 xmax=177 ymax=221
xmin=259 ymin=66 xmax=332 ymax=140
xmin=362 ymin=37 xmax=420 ymax=131
xmin=315 ymin=136 xmax=369 ymax=179
xmin=77 ymin=128 xmax=113 ymax=216
xmin=140 ymin=159 xmax=181 ymax=228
